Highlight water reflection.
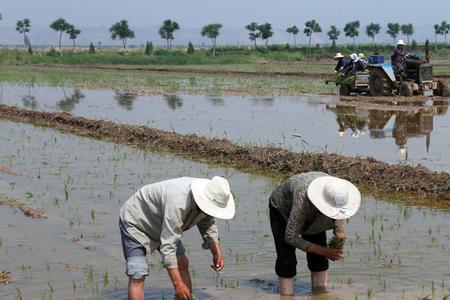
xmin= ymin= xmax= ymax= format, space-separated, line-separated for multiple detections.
xmin=56 ymin=89 xmax=85 ymax=112
xmin=207 ymin=96 xmax=225 ymax=107
xmin=21 ymin=85 xmax=38 ymax=109
xmin=114 ymin=90 xmax=139 ymax=110
xmin=327 ymin=100 xmax=449 ymax=158
xmin=164 ymin=94 xmax=183 ymax=110
xmin=249 ymin=97 xmax=274 ymax=106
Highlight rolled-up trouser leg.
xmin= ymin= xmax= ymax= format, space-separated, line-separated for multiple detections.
xmin=120 ymin=219 xmax=149 ymax=279
xmin=269 ymin=204 xmax=297 ymax=278
xmin=126 ymin=256 xmax=149 ymax=279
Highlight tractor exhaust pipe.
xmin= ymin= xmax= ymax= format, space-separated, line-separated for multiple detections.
xmin=425 ymin=39 xmax=430 ymax=63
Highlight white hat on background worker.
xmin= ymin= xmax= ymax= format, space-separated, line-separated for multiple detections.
xmin=307 ymin=176 xmax=361 ymax=220
xmin=350 ymin=53 xmax=359 ymax=61
xmin=334 ymin=52 xmax=344 ymax=59
xmin=358 ymin=53 xmax=365 ymax=58
xmin=397 ymin=39 xmax=406 ymax=46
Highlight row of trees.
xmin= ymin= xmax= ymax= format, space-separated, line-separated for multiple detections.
xmin=2 ymin=14 xmax=450 ymax=52
xmin=283 ymin=21 xmax=415 ymax=50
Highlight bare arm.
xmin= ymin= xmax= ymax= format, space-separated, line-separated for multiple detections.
xmin=209 ymin=243 xmax=224 ymax=271
xmin=167 ymin=268 xmax=191 ymax=300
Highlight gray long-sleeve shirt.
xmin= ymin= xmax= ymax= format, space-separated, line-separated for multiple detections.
xmin=119 ymin=177 xmax=219 ymax=269
xmin=269 ymin=172 xmax=344 ymax=251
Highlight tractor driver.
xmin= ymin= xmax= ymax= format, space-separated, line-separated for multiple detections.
xmin=393 ymin=40 xmax=407 ymax=79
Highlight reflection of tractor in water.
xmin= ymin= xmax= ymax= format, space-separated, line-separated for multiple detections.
xmin=328 ymin=42 xmax=449 ymax=97
xmin=327 ymin=99 xmax=449 ymax=155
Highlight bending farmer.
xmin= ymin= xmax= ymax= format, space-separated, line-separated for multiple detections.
xmin=119 ymin=176 xmax=235 ymax=300
xmin=269 ymin=172 xmax=361 ymax=296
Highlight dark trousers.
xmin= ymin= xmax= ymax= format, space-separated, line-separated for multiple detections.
xmin=269 ymin=204 xmax=328 ymax=278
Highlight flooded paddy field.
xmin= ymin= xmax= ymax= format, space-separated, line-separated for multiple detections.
xmin=1 ymin=84 xmax=449 ymax=171
xmin=1 ymin=120 xmax=450 ymax=299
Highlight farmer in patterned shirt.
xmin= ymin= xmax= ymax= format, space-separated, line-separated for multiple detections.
xmin=269 ymin=172 xmax=361 ymax=296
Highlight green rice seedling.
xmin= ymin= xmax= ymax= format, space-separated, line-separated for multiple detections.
xmin=15 ymin=287 xmax=23 ymax=300
xmin=85 ymin=264 xmax=94 ymax=283
xmin=103 ymin=271 xmax=109 ymax=287
xmin=47 ymin=281 xmax=54 ymax=295
xmin=328 ymin=236 xmax=345 ymax=252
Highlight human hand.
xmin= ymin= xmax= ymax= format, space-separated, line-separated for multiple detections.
xmin=335 ymin=231 xmax=345 ymax=239
xmin=174 ymin=282 xmax=191 ymax=300
xmin=313 ymin=246 xmax=342 ymax=261
xmin=211 ymin=254 xmax=224 ymax=271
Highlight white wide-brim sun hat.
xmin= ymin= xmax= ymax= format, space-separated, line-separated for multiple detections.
xmin=397 ymin=39 xmax=406 ymax=45
xmin=307 ymin=176 xmax=361 ymax=220
xmin=334 ymin=53 xmax=344 ymax=59
xmin=191 ymin=176 xmax=235 ymax=220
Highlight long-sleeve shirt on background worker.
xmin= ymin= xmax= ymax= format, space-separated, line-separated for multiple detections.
xmin=120 ymin=177 xmax=219 ymax=269
xmin=269 ymin=172 xmax=344 ymax=251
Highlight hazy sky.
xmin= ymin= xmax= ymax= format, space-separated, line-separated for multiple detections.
xmin=1 ymin=0 xmax=449 ymax=29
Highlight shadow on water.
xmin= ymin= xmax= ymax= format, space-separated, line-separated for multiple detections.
xmin=242 ymin=278 xmax=343 ymax=300
xmin=101 ymin=286 xmax=214 ymax=300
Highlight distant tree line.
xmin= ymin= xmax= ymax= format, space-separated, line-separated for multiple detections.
xmin=1 ymin=14 xmax=450 ymax=54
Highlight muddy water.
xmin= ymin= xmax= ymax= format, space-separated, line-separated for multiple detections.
xmin=1 ymin=120 xmax=450 ymax=300
xmin=1 ymin=84 xmax=449 ymax=172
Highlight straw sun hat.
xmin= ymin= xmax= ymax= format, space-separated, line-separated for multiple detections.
xmin=191 ymin=176 xmax=235 ymax=220
xmin=334 ymin=52 xmax=344 ymax=59
xmin=307 ymin=176 xmax=361 ymax=220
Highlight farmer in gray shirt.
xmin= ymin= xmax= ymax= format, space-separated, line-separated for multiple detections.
xmin=120 ymin=176 xmax=235 ymax=300
xmin=269 ymin=172 xmax=361 ymax=296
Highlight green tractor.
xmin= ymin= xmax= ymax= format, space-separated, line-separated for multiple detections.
xmin=329 ymin=43 xmax=449 ymax=97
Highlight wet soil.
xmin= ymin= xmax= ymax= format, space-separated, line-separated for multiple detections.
xmin=20 ymin=64 xmax=450 ymax=81
xmin=0 ymin=103 xmax=448 ymax=201
xmin=0 ymin=198 xmax=46 ymax=219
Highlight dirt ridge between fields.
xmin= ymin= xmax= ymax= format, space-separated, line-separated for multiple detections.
xmin=0 ymin=103 xmax=449 ymax=201
xmin=13 ymin=63 xmax=450 ymax=80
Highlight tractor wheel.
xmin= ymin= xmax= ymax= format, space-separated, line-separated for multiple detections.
xmin=339 ymin=85 xmax=352 ymax=96
xmin=433 ymin=80 xmax=450 ymax=97
xmin=399 ymin=82 xmax=413 ymax=97
xmin=369 ymin=68 xmax=392 ymax=96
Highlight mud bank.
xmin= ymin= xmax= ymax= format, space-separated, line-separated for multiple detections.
xmin=0 ymin=272 xmax=11 ymax=284
xmin=0 ymin=198 xmax=45 ymax=219
xmin=0 ymin=103 xmax=449 ymax=200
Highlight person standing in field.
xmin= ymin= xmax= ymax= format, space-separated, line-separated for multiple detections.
xmin=269 ymin=172 xmax=361 ymax=296
xmin=119 ymin=176 xmax=235 ymax=300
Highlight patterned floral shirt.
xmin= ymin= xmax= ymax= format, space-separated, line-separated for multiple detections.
xmin=269 ymin=172 xmax=344 ymax=251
